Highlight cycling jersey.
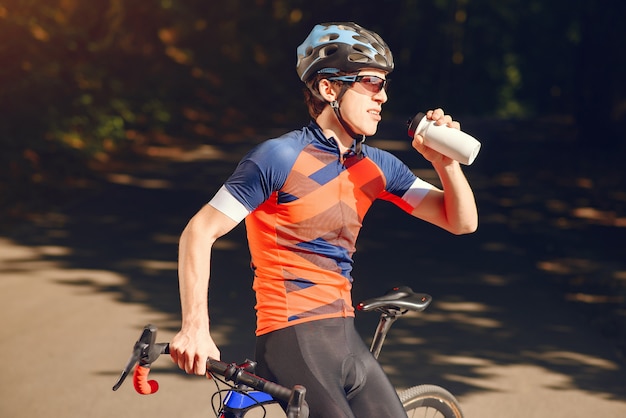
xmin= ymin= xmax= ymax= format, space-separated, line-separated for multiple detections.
xmin=209 ymin=122 xmax=434 ymax=335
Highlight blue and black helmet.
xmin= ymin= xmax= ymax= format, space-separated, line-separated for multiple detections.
xmin=296 ymin=22 xmax=394 ymax=83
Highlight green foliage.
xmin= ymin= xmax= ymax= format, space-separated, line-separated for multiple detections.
xmin=1 ymin=0 xmax=624 ymax=218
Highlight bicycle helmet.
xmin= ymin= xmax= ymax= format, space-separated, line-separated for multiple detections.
xmin=297 ymin=22 xmax=394 ymax=148
xmin=296 ymin=22 xmax=394 ymax=82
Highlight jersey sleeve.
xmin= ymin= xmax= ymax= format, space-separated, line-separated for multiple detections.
xmin=209 ymin=135 xmax=302 ymax=217
xmin=208 ymin=185 xmax=250 ymax=223
xmin=365 ymin=146 xmax=435 ymax=210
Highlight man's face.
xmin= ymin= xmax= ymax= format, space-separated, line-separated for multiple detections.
xmin=338 ymin=69 xmax=389 ymax=137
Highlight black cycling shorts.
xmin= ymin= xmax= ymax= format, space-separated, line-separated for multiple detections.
xmin=255 ymin=317 xmax=407 ymax=418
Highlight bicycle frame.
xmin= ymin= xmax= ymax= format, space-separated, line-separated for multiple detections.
xmin=215 ymin=359 xmax=282 ymax=417
xmin=219 ymin=390 xmax=276 ymax=417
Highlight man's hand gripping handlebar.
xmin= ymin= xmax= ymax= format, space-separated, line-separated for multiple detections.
xmin=112 ymin=324 xmax=309 ymax=418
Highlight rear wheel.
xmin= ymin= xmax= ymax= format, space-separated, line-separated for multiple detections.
xmin=400 ymin=384 xmax=464 ymax=418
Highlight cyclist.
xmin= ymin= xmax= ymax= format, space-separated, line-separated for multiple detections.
xmin=170 ymin=22 xmax=478 ymax=417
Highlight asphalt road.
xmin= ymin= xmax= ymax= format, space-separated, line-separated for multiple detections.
xmin=2 ymin=119 xmax=625 ymax=417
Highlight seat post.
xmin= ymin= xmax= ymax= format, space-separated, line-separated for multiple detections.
xmin=369 ymin=312 xmax=399 ymax=359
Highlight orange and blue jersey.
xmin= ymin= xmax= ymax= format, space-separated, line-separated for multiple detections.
xmin=209 ymin=122 xmax=434 ymax=335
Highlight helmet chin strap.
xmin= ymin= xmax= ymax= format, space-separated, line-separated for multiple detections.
xmin=330 ymin=87 xmax=365 ymax=156
xmin=309 ymin=79 xmax=365 ymax=156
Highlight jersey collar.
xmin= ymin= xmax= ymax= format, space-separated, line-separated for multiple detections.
xmin=308 ymin=120 xmax=364 ymax=158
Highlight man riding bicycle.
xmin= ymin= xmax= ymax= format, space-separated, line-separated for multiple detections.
xmin=170 ymin=22 xmax=478 ymax=417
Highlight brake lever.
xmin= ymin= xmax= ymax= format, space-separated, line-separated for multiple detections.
xmin=286 ymin=385 xmax=308 ymax=418
xmin=112 ymin=324 xmax=160 ymax=391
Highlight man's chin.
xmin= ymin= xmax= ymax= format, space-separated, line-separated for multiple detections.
xmin=351 ymin=121 xmax=379 ymax=137
xmin=364 ymin=126 xmax=379 ymax=136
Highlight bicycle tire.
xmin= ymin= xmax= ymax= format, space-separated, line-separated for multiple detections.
xmin=399 ymin=384 xmax=464 ymax=418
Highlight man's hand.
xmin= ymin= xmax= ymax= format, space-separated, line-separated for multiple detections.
xmin=411 ymin=108 xmax=460 ymax=164
xmin=169 ymin=327 xmax=220 ymax=375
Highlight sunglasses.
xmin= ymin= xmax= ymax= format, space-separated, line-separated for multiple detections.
xmin=327 ymin=75 xmax=390 ymax=94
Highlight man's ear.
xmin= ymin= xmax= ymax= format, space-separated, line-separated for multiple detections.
xmin=317 ymin=79 xmax=338 ymax=102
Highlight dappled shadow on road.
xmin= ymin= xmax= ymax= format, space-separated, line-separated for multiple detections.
xmin=3 ymin=118 xmax=626 ymax=403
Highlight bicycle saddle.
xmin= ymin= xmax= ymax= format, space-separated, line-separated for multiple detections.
xmin=357 ymin=286 xmax=432 ymax=312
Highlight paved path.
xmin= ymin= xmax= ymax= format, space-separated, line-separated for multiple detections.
xmin=2 ymin=120 xmax=625 ymax=417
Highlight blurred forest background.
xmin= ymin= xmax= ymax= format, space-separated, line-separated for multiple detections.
xmin=1 ymin=0 xmax=625 ymax=219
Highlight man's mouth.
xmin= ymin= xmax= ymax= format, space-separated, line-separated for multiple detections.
xmin=368 ymin=109 xmax=382 ymax=120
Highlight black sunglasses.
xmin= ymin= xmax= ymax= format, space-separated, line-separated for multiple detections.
xmin=327 ymin=75 xmax=390 ymax=94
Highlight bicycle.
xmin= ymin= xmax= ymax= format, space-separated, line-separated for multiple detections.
xmin=113 ymin=285 xmax=464 ymax=418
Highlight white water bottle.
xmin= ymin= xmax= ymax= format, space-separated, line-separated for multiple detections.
xmin=407 ymin=112 xmax=481 ymax=165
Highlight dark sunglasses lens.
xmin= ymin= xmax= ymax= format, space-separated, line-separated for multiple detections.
xmin=360 ymin=76 xmax=386 ymax=93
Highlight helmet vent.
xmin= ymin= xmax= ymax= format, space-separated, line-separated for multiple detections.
xmin=371 ymin=42 xmax=385 ymax=55
xmin=351 ymin=44 xmax=368 ymax=54
xmin=348 ymin=52 xmax=370 ymax=63
xmin=320 ymin=45 xmax=339 ymax=58
xmin=374 ymin=54 xmax=388 ymax=65
xmin=319 ymin=33 xmax=340 ymax=43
